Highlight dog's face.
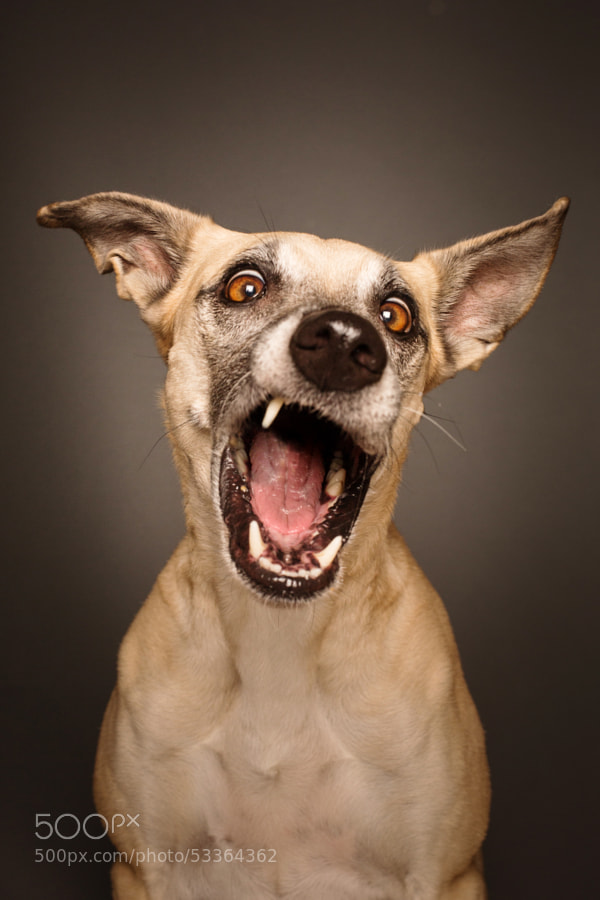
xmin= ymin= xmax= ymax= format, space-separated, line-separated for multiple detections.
xmin=190 ymin=233 xmax=430 ymax=600
xmin=37 ymin=193 xmax=568 ymax=604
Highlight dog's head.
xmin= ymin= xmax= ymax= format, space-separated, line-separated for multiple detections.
xmin=37 ymin=193 xmax=568 ymax=604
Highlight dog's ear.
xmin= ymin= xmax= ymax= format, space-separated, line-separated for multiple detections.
xmin=418 ymin=198 xmax=569 ymax=389
xmin=37 ymin=192 xmax=202 ymax=354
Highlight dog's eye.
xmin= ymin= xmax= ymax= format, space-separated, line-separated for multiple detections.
xmin=225 ymin=270 xmax=266 ymax=303
xmin=379 ymin=298 xmax=413 ymax=335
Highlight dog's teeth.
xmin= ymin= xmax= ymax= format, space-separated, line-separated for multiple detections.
xmin=309 ymin=567 xmax=322 ymax=579
xmin=325 ymin=467 xmax=346 ymax=498
xmin=234 ymin=449 xmax=249 ymax=476
xmin=262 ymin=396 xmax=286 ymax=429
xmin=258 ymin=556 xmax=282 ymax=574
xmin=229 ymin=435 xmax=249 ymax=476
xmin=325 ymin=452 xmax=346 ymax=499
xmin=314 ymin=535 xmax=343 ymax=569
xmin=249 ymin=520 xmax=267 ymax=560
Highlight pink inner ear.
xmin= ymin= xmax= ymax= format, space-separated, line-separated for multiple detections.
xmin=130 ymin=236 xmax=175 ymax=281
xmin=448 ymin=264 xmax=524 ymax=342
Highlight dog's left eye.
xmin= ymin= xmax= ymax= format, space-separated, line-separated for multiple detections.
xmin=225 ymin=270 xmax=266 ymax=303
xmin=379 ymin=298 xmax=413 ymax=335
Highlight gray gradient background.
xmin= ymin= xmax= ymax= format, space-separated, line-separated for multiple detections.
xmin=2 ymin=0 xmax=598 ymax=896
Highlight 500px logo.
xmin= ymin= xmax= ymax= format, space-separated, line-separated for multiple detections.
xmin=35 ymin=813 xmax=140 ymax=840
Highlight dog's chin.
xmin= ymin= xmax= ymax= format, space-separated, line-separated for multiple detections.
xmin=219 ymin=402 xmax=376 ymax=604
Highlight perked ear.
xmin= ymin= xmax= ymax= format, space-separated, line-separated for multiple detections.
xmin=420 ymin=197 xmax=569 ymax=389
xmin=37 ymin=192 xmax=201 ymax=353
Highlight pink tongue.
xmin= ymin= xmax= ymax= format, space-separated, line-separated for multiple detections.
xmin=249 ymin=429 xmax=325 ymax=552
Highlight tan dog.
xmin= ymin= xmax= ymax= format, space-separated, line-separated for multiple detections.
xmin=37 ymin=193 xmax=568 ymax=899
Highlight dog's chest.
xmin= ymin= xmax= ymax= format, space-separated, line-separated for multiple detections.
xmin=159 ymin=616 xmax=412 ymax=897
xmin=181 ymin=689 xmax=404 ymax=897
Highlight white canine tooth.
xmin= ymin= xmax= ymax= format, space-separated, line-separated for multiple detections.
xmin=314 ymin=535 xmax=343 ymax=569
xmin=249 ymin=520 xmax=267 ymax=560
xmin=309 ymin=567 xmax=322 ymax=579
xmin=262 ymin=396 xmax=286 ymax=429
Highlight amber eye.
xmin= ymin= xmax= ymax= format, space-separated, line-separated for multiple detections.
xmin=379 ymin=298 xmax=413 ymax=335
xmin=225 ymin=269 xmax=266 ymax=303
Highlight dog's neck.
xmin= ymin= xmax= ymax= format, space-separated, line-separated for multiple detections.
xmin=171 ymin=471 xmax=406 ymax=676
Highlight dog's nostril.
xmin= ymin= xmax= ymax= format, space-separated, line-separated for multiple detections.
xmin=352 ymin=344 xmax=381 ymax=373
xmin=291 ymin=309 xmax=386 ymax=392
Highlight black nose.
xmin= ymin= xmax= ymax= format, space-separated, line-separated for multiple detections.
xmin=290 ymin=309 xmax=386 ymax=392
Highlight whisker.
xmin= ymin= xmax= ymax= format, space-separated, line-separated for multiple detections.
xmin=219 ymin=368 xmax=255 ymax=414
xmin=392 ymin=411 xmax=441 ymax=476
xmin=420 ymin=409 xmax=462 ymax=425
xmin=406 ymin=422 xmax=441 ymax=476
xmin=138 ymin=415 xmax=196 ymax=470
xmin=255 ymin=199 xmax=277 ymax=233
xmin=404 ymin=407 xmax=467 ymax=452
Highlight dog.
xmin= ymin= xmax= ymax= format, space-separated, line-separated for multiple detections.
xmin=37 ymin=192 xmax=568 ymax=899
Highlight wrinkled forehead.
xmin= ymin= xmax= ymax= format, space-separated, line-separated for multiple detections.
xmin=189 ymin=224 xmax=401 ymax=299
xmin=271 ymin=233 xmax=392 ymax=297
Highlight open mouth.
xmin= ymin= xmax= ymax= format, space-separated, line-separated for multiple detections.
xmin=219 ymin=398 xmax=376 ymax=601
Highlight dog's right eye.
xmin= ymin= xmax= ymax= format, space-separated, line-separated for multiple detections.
xmin=225 ymin=270 xmax=266 ymax=303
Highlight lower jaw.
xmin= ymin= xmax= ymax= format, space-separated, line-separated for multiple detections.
xmin=219 ymin=457 xmax=374 ymax=604
xmin=229 ymin=539 xmax=340 ymax=603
